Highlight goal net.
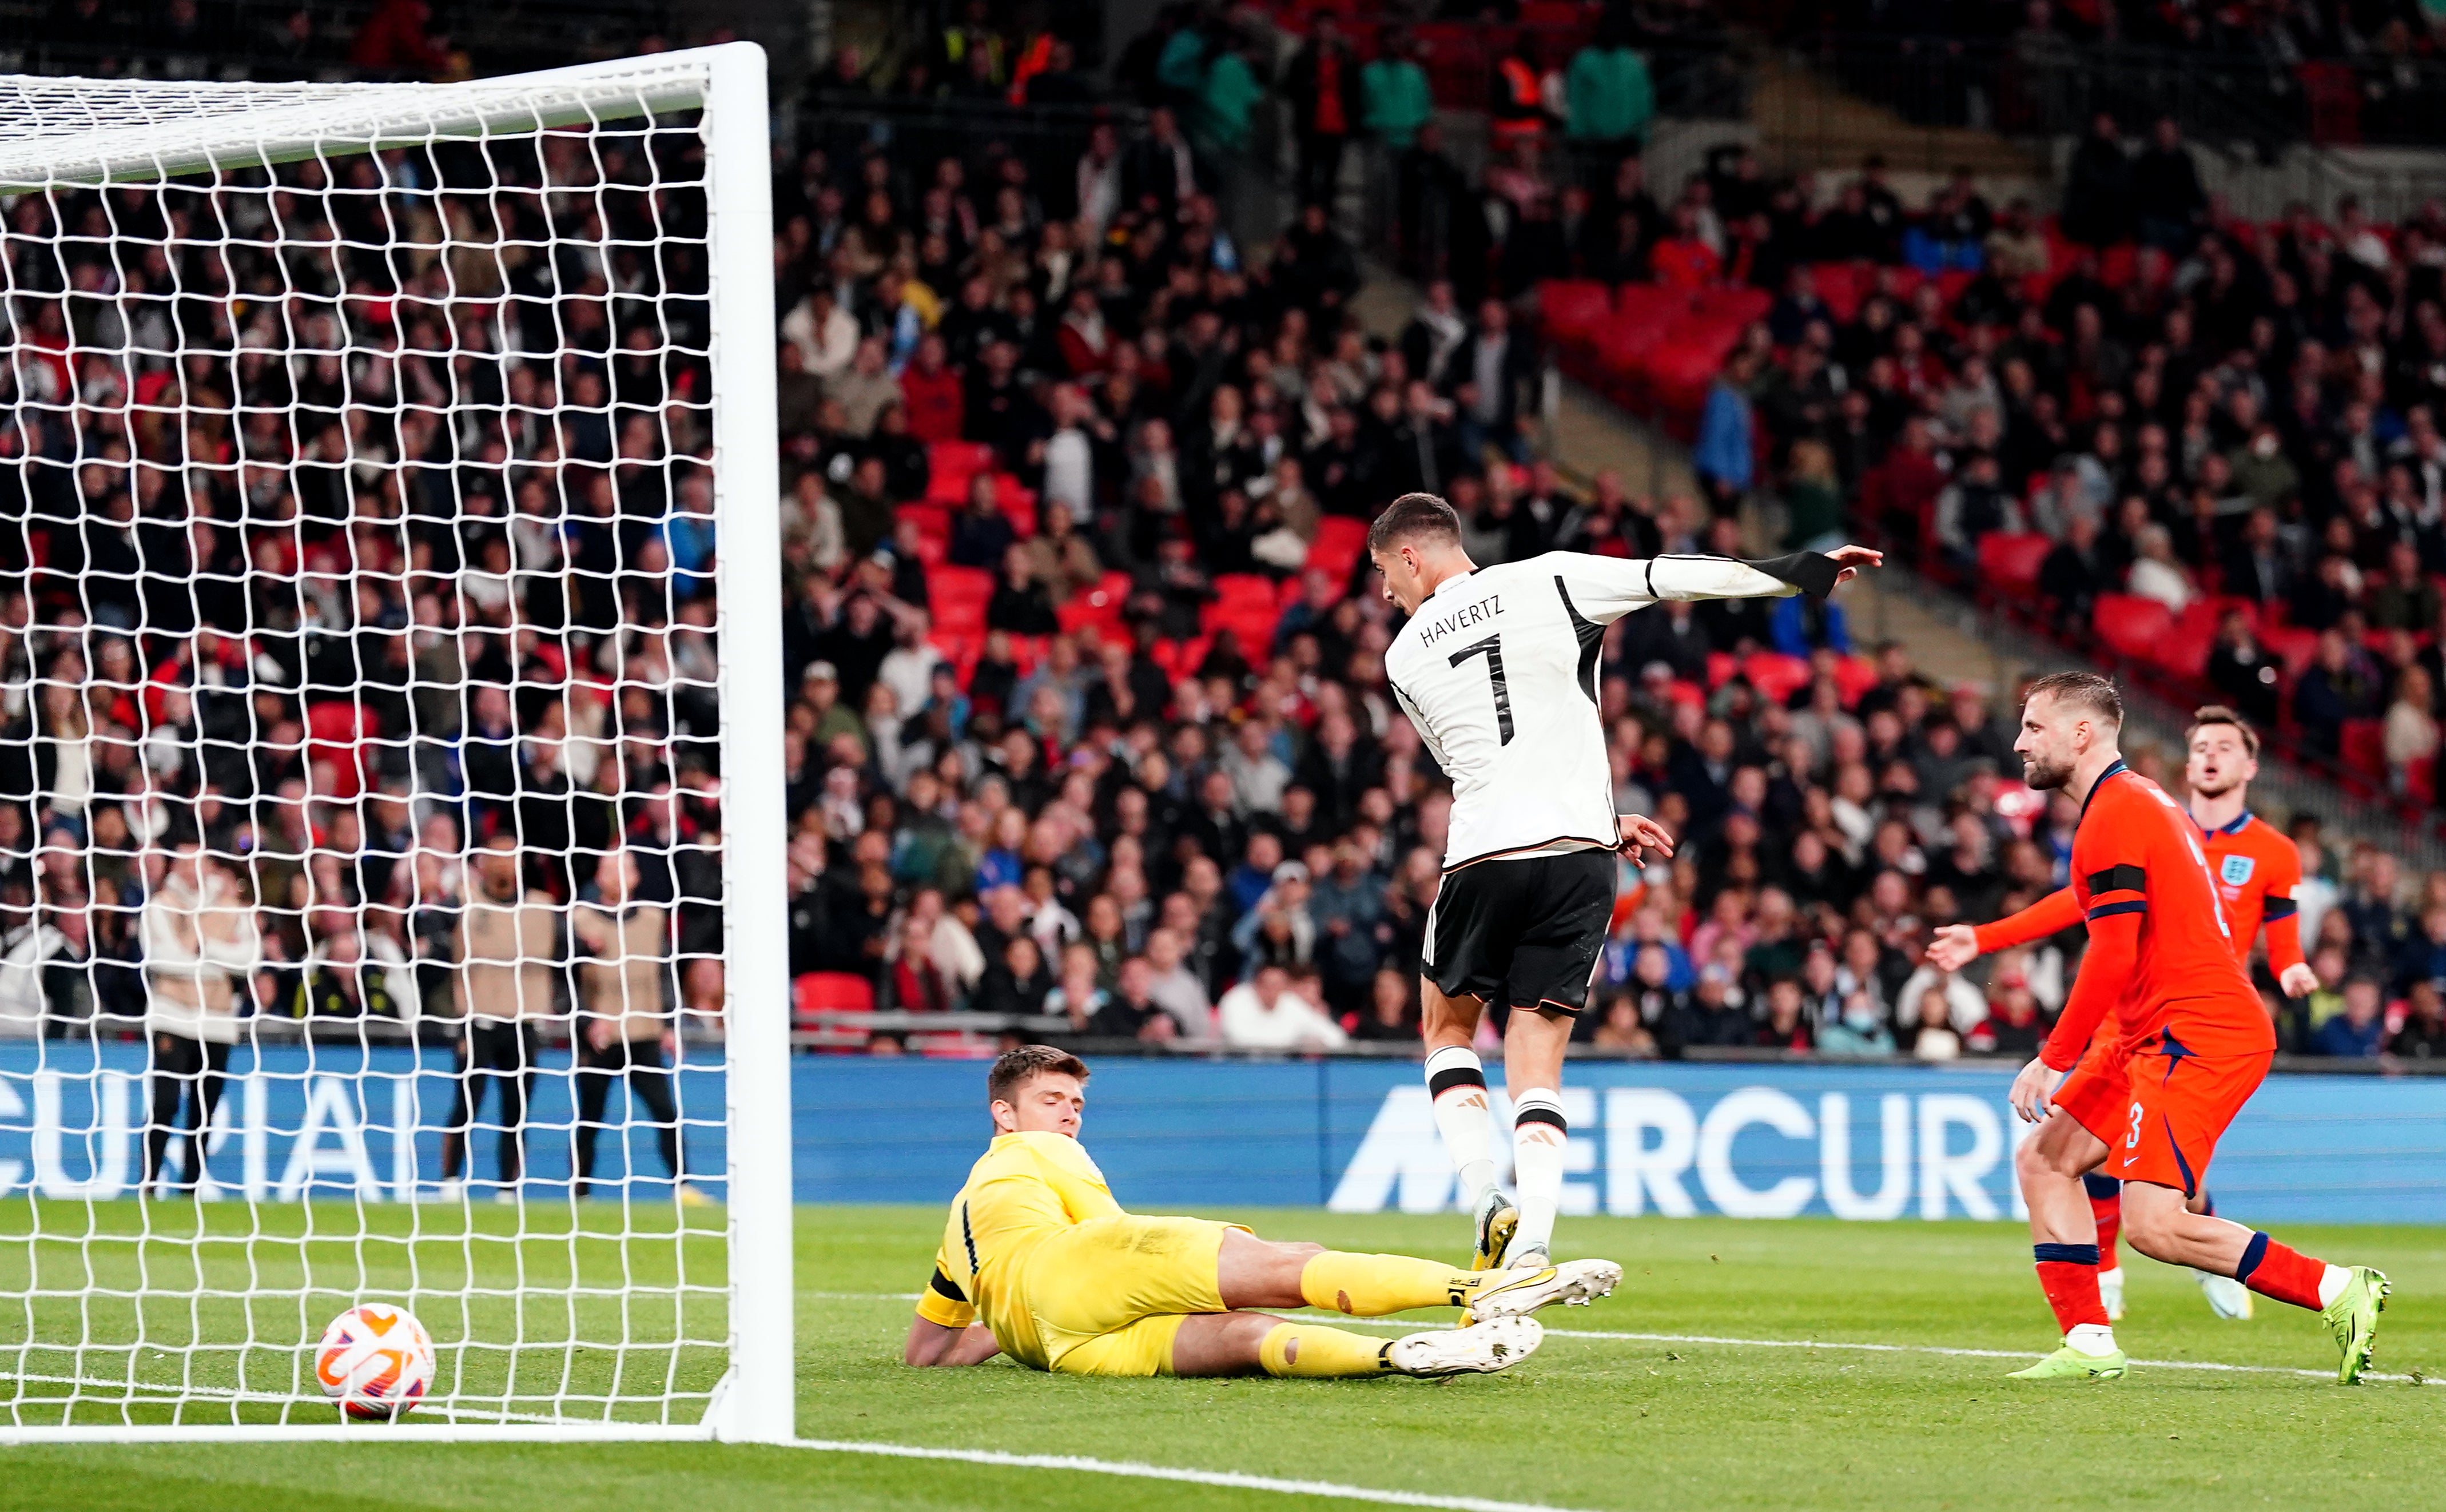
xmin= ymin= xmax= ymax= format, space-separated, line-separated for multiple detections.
xmin=0 ymin=45 xmax=791 ymax=1442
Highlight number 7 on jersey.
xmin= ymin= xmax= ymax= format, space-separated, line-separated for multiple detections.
xmin=1449 ymin=634 xmax=1514 ymax=745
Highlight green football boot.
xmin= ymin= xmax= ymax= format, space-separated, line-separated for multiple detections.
xmin=2320 ymin=1266 xmax=2390 ymax=1384
xmin=2006 ymin=1344 xmax=2128 ymax=1381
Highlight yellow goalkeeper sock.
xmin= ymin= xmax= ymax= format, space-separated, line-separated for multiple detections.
xmin=1258 ymin=1322 xmax=1395 ymax=1378
xmin=1298 ymin=1251 xmax=1481 ymax=1316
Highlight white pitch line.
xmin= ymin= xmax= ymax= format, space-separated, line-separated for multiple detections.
xmin=787 ymin=1438 xmax=1602 ymax=1512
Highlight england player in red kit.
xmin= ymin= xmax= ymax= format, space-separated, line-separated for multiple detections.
xmin=1931 ymin=706 xmax=2314 ymax=1322
xmin=1988 ymin=673 xmax=2387 ymax=1383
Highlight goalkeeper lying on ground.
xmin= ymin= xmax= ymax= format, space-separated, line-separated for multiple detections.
xmin=904 ymin=1046 xmax=1621 ymax=1379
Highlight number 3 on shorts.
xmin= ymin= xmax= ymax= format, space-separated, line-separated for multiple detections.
xmin=2124 ymin=1101 xmax=2145 ymax=1151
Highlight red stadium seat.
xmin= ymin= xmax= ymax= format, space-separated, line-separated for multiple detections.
xmin=989 ymin=474 xmax=1038 ymax=538
xmin=1153 ymin=635 xmax=1214 ymax=681
xmin=1309 ymin=516 xmax=1370 ymax=583
xmin=1538 ymin=281 xmax=1614 ymax=350
xmin=929 ymin=565 xmax=993 ymax=632
xmin=1975 ymin=531 xmax=2052 ymax=597
xmin=1831 ymin=655 xmax=1881 ymax=707
xmin=1742 ymin=651 xmax=1811 ymax=703
xmin=305 ymin=706 xmax=373 ymax=801
xmin=1704 ymin=651 xmax=1736 ymax=689
xmin=1055 ymin=571 xmax=1132 ymax=638
xmin=1211 ymin=574 xmax=1278 ymax=611
xmin=2340 ymin=718 xmax=2387 ymax=778
xmin=793 ymin=971 xmax=874 ymax=1017
xmin=2412 ymin=757 xmax=2437 ymax=808
xmin=1809 ymin=262 xmax=1864 ymax=325
xmin=928 ymin=439 xmax=995 ymax=480
xmin=2091 ymin=594 xmax=2174 ymax=660
xmin=2151 ymin=620 xmax=2215 ymax=681
xmin=2262 ymin=626 xmax=2320 ymax=681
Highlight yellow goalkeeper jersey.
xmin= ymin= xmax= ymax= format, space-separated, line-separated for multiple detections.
xmin=916 ymin=1129 xmax=1124 ymax=1366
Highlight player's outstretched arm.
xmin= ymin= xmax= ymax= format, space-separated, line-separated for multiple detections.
xmin=904 ymin=1314 xmax=1003 ymax=1367
xmin=1930 ymin=888 xmax=2083 ymax=970
xmin=1554 ymin=545 xmax=1883 ymax=623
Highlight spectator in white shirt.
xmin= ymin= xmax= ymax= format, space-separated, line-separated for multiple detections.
xmin=2125 ymin=523 xmax=2198 ymax=611
xmin=1892 ymin=960 xmax=1988 ymax=1034
xmin=781 ymin=286 xmax=859 ymax=379
xmin=1044 ymin=385 xmax=1097 ymax=520
xmin=1217 ymin=963 xmax=1348 ymax=1050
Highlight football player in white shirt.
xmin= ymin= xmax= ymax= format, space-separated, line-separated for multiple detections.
xmin=1370 ymin=491 xmax=1879 ymax=1276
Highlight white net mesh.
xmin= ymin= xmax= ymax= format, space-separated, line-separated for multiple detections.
xmin=0 ymin=59 xmax=750 ymax=1428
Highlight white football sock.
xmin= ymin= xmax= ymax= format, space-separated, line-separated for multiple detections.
xmin=1424 ymin=1047 xmax=1500 ymax=1205
xmin=2318 ymin=1264 xmax=2352 ymax=1308
xmin=2065 ymin=1323 xmax=2118 ymax=1356
xmin=1510 ymin=1088 xmax=1567 ymax=1260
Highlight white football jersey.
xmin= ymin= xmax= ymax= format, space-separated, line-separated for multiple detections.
xmin=1385 ymin=551 xmax=1827 ymax=871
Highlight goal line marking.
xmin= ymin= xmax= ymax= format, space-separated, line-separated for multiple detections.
xmin=786 ymin=1438 xmax=1601 ymax=1512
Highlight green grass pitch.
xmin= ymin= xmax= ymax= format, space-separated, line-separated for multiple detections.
xmin=3 ymin=1204 xmax=2443 ymax=1510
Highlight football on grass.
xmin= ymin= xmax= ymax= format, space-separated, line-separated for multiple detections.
xmin=315 ymin=1304 xmax=435 ymax=1421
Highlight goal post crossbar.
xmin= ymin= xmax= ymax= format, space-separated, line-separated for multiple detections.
xmin=0 ymin=40 xmax=794 ymax=1446
xmin=0 ymin=51 xmax=724 ymax=190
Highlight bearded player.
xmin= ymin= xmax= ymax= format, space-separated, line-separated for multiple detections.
xmin=1985 ymin=673 xmax=2385 ymax=1383
xmin=904 ymin=1047 xmax=1621 ymax=1381
xmin=1931 ymin=705 xmax=2314 ymax=1323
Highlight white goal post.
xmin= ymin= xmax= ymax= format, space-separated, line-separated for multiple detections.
xmin=0 ymin=43 xmax=791 ymax=1442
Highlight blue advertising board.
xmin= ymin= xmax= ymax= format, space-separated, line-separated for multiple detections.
xmin=791 ymin=1058 xmax=2446 ymax=1225
xmin=0 ymin=1040 xmax=726 ymax=1203
xmin=5 ymin=1047 xmax=2441 ymax=1224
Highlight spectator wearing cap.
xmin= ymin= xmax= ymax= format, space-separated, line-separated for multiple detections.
xmin=1232 ymin=861 xmax=1317 ymax=972
xmin=802 ymin=663 xmax=863 ymax=750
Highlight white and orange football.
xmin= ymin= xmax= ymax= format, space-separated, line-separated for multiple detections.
xmin=314 ymin=1303 xmax=436 ymax=1421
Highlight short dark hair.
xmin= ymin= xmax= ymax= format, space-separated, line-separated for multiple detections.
xmin=987 ymin=1044 xmax=1088 ymax=1106
xmin=2022 ymin=670 xmax=2122 ymax=727
xmin=2188 ymin=704 xmax=2260 ymax=758
xmin=1366 ymin=492 xmax=1463 ymax=555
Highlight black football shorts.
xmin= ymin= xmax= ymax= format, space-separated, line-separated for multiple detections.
xmin=1422 ymin=849 xmax=1614 ymax=1014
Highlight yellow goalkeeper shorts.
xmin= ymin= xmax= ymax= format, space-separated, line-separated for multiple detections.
xmin=1020 ymin=1215 xmax=1234 ymax=1376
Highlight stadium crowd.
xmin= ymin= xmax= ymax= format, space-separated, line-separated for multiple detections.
xmin=770 ymin=37 xmax=2446 ymax=1064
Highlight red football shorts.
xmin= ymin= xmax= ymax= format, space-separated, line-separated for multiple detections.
xmin=2047 ymin=1038 xmax=2129 ymax=1150
xmin=2102 ymin=1041 xmax=2273 ymax=1196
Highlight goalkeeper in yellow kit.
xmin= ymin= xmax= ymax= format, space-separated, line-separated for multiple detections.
xmin=904 ymin=1047 xmax=1622 ymax=1379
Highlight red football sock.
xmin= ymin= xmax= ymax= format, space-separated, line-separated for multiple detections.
xmin=2033 ymin=1245 xmax=2108 ymax=1333
xmin=2236 ymin=1232 xmax=2327 ymax=1312
xmin=2090 ymin=1194 xmax=2121 ymax=1274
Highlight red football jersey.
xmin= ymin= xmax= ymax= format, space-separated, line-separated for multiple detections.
xmin=2042 ymin=761 xmax=2272 ymax=1069
xmin=2198 ymin=811 xmax=2306 ymax=976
